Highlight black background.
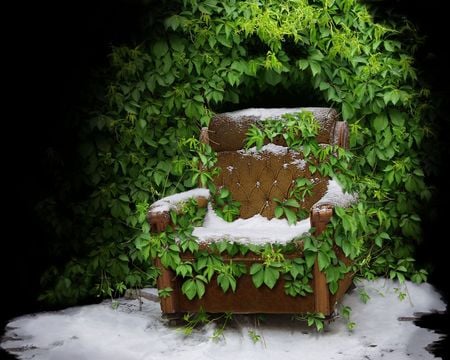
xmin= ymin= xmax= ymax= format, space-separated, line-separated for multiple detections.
xmin=2 ymin=0 xmax=449 ymax=358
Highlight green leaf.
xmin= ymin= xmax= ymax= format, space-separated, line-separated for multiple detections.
xmin=284 ymin=199 xmax=300 ymax=208
xmin=165 ymin=15 xmax=180 ymax=30
xmin=217 ymin=34 xmax=232 ymax=47
xmin=263 ymin=267 xmax=280 ymax=289
xmin=389 ymin=109 xmax=405 ymax=126
xmin=329 ymin=281 xmax=338 ymax=295
xmin=208 ymin=36 xmax=217 ymax=48
xmin=315 ymin=318 xmax=324 ymax=332
xmin=373 ymin=114 xmax=388 ymax=132
xmin=342 ymin=102 xmax=354 ymax=120
xmin=195 ymin=279 xmax=206 ymax=298
xmin=170 ymin=37 xmax=185 ymax=52
xmin=152 ymin=41 xmax=169 ymax=58
xmin=305 ymin=251 xmax=316 ymax=269
xmin=250 ymin=263 xmax=263 ymax=275
xmin=284 ymin=208 xmax=297 ymax=225
xmin=318 ymin=252 xmax=330 ymax=271
xmin=298 ymin=59 xmax=309 ymax=70
xmin=119 ymin=195 xmax=130 ymax=202
xmin=366 ymin=148 xmax=376 ymax=167
xmin=219 ymin=188 xmax=230 ymax=199
xmin=250 ymin=264 xmax=264 ymax=288
xmin=182 ymin=279 xmax=197 ymax=300
xmin=274 ymin=206 xmax=284 ymax=218
xmin=310 ymin=62 xmax=321 ymax=76
xmin=118 ymin=254 xmax=129 ymax=262
xmin=264 ymin=70 xmax=282 ymax=85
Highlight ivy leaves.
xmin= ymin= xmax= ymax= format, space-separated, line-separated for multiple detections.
xmin=41 ymin=0 xmax=430 ymax=305
xmin=182 ymin=275 xmax=208 ymax=300
xmin=274 ymin=198 xmax=301 ymax=225
xmin=250 ymin=263 xmax=280 ymax=289
xmin=216 ymin=262 xmax=246 ymax=293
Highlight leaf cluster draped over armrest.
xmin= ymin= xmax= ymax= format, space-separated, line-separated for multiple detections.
xmin=310 ymin=180 xmax=357 ymax=235
xmin=147 ymin=188 xmax=210 ymax=233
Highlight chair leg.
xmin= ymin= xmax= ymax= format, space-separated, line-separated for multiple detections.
xmin=313 ymin=260 xmax=331 ymax=315
xmin=155 ymin=258 xmax=179 ymax=314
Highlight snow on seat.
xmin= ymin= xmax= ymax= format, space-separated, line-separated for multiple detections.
xmin=192 ymin=205 xmax=311 ymax=245
xmin=192 ymin=179 xmax=356 ymax=245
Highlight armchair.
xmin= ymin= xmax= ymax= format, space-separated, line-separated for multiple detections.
xmin=148 ymin=108 xmax=355 ymax=317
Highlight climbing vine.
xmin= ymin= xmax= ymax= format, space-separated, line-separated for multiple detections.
xmin=39 ymin=0 xmax=429 ymax=305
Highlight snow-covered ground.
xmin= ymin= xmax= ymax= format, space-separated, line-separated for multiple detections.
xmin=1 ymin=279 xmax=446 ymax=360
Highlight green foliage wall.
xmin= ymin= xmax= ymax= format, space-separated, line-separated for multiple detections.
xmin=40 ymin=0 xmax=430 ymax=303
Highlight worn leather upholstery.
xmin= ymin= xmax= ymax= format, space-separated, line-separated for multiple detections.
xmin=214 ymin=150 xmax=328 ymax=219
xmin=208 ymin=108 xmax=342 ymax=219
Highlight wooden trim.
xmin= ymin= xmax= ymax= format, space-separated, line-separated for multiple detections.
xmin=334 ymin=121 xmax=349 ymax=149
xmin=147 ymin=211 xmax=171 ymax=233
xmin=313 ymin=260 xmax=331 ymax=315
xmin=311 ymin=205 xmax=333 ymax=315
xmin=155 ymin=258 xmax=179 ymax=313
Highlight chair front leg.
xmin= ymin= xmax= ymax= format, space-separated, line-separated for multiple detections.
xmin=311 ymin=205 xmax=334 ymax=315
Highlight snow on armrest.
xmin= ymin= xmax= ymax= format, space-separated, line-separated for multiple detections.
xmin=312 ymin=179 xmax=357 ymax=210
xmin=148 ymin=188 xmax=210 ymax=214
xmin=147 ymin=188 xmax=210 ymax=233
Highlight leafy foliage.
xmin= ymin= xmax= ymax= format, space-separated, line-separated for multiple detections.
xmin=40 ymin=0 xmax=430 ymax=304
xmin=293 ymin=312 xmax=326 ymax=332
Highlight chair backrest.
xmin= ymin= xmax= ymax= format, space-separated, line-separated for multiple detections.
xmin=204 ymin=108 xmax=348 ymax=219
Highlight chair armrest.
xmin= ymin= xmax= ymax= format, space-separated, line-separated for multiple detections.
xmin=310 ymin=179 xmax=357 ymax=235
xmin=147 ymin=188 xmax=210 ymax=233
xmin=310 ymin=204 xmax=334 ymax=236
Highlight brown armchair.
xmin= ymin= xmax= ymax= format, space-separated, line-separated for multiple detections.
xmin=147 ymin=108 xmax=355 ymax=317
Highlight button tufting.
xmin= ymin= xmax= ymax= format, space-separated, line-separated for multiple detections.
xmin=216 ymin=147 xmax=327 ymax=219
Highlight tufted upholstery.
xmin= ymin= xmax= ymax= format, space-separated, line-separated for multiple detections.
xmin=205 ymin=108 xmax=345 ymax=220
xmin=214 ymin=149 xmax=328 ymax=219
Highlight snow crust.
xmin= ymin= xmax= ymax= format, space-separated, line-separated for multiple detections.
xmin=313 ymin=179 xmax=357 ymax=209
xmin=240 ymin=143 xmax=289 ymax=155
xmin=192 ymin=180 xmax=355 ymax=245
xmin=150 ymin=188 xmax=210 ymax=213
xmin=225 ymin=107 xmax=312 ymax=120
xmin=192 ymin=204 xmax=311 ymax=245
xmin=2 ymin=280 xmax=445 ymax=360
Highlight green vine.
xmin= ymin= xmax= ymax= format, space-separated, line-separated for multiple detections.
xmin=39 ymin=0 xmax=430 ymax=306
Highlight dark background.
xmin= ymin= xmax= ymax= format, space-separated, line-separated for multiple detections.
xmin=2 ymin=0 xmax=449 ymax=358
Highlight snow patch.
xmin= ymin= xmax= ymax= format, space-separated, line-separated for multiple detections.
xmin=240 ymin=143 xmax=289 ymax=156
xmin=313 ymin=179 xmax=357 ymax=209
xmin=225 ymin=107 xmax=305 ymax=120
xmin=192 ymin=204 xmax=310 ymax=245
xmin=192 ymin=179 xmax=355 ymax=245
xmin=149 ymin=188 xmax=210 ymax=213
xmin=290 ymin=158 xmax=306 ymax=170
xmin=1 ymin=279 xmax=446 ymax=360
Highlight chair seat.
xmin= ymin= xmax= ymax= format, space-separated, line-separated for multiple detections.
xmin=192 ymin=205 xmax=311 ymax=245
xmin=192 ymin=179 xmax=355 ymax=246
